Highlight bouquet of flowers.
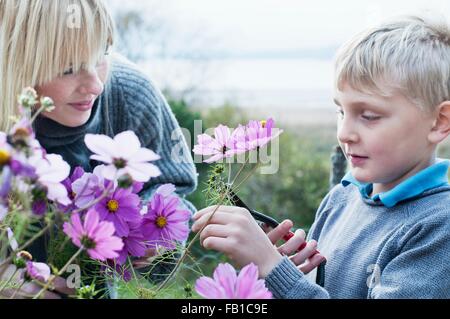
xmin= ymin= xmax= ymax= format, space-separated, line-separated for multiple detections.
xmin=0 ymin=88 xmax=283 ymax=299
xmin=0 ymin=88 xmax=191 ymax=299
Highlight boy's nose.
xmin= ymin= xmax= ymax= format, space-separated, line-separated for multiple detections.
xmin=337 ymin=121 xmax=359 ymax=144
xmin=78 ymin=70 xmax=104 ymax=96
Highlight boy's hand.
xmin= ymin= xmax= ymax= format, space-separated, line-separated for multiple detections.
xmin=265 ymin=220 xmax=327 ymax=274
xmin=192 ymin=205 xmax=283 ymax=278
xmin=192 ymin=206 xmax=327 ymax=278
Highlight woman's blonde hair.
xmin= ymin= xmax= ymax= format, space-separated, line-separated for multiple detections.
xmin=335 ymin=14 xmax=450 ymax=113
xmin=0 ymin=0 xmax=114 ymax=131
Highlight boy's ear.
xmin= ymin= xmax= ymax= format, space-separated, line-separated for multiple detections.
xmin=428 ymin=101 xmax=450 ymax=144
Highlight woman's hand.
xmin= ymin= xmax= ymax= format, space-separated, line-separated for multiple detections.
xmin=0 ymin=263 xmax=75 ymax=299
xmin=192 ymin=205 xmax=326 ymax=278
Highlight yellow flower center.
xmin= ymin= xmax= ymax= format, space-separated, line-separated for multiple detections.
xmin=0 ymin=149 xmax=11 ymax=165
xmin=260 ymin=120 xmax=267 ymax=128
xmin=155 ymin=216 xmax=167 ymax=228
xmin=107 ymin=199 xmax=119 ymax=213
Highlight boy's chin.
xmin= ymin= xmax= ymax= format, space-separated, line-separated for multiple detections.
xmin=350 ymin=168 xmax=375 ymax=184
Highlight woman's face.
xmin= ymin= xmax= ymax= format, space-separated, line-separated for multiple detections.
xmin=35 ymin=57 xmax=109 ymax=127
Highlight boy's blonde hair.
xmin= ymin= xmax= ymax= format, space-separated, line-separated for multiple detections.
xmin=0 ymin=0 xmax=114 ymax=131
xmin=335 ymin=14 xmax=450 ymax=113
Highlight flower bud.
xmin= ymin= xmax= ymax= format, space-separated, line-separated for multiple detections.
xmin=17 ymin=87 xmax=38 ymax=108
xmin=40 ymin=97 xmax=55 ymax=112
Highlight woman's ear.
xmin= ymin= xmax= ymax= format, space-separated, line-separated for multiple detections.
xmin=428 ymin=101 xmax=450 ymax=144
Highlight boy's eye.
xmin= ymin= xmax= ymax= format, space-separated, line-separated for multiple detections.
xmin=361 ymin=114 xmax=381 ymax=121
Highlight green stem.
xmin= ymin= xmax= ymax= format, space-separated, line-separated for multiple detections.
xmin=9 ymin=280 xmax=25 ymax=299
xmin=232 ymin=163 xmax=261 ymax=193
xmin=29 ymin=105 xmax=47 ymax=125
xmin=155 ymin=192 xmax=229 ymax=293
xmin=33 ymin=246 xmax=84 ymax=299
xmin=0 ymin=223 xmax=52 ymax=277
xmin=0 ymin=268 xmax=18 ymax=292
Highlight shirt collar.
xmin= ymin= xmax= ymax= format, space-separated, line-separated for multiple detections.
xmin=341 ymin=159 xmax=450 ymax=207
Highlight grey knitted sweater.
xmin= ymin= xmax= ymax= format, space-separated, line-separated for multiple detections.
xmin=265 ymin=175 xmax=450 ymax=299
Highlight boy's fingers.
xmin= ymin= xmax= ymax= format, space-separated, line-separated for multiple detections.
xmin=299 ymin=254 xmax=327 ymax=275
xmin=289 ymin=240 xmax=318 ymax=266
xmin=277 ymin=229 xmax=306 ymax=255
xmin=191 ymin=211 xmax=231 ymax=232
xmin=266 ymin=219 xmax=293 ymax=244
xmin=199 ymin=224 xmax=229 ymax=246
xmin=193 ymin=205 xmax=237 ymax=221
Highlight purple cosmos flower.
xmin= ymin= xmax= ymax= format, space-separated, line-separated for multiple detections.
xmin=195 ymin=263 xmax=272 ymax=299
xmin=155 ymin=183 xmax=176 ymax=198
xmin=58 ymin=166 xmax=85 ymax=212
xmin=115 ymin=221 xmax=147 ymax=265
xmin=193 ymin=125 xmax=237 ymax=163
xmin=28 ymin=154 xmax=71 ymax=206
xmin=141 ymin=193 xmax=191 ymax=249
xmin=25 ymin=261 xmax=51 ymax=282
xmin=63 ymin=209 xmax=124 ymax=261
xmin=95 ymin=187 xmax=141 ymax=237
xmin=84 ymin=131 xmax=161 ymax=183
xmin=71 ymin=165 xmax=110 ymax=209
xmin=31 ymin=199 xmax=47 ymax=216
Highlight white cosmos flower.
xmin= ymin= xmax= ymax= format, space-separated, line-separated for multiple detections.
xmin=84 ymin=131 xmax=161 ymax=183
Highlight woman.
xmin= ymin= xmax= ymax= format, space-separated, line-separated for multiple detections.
xmin=0 ymin=0 xmax=197 ymax=297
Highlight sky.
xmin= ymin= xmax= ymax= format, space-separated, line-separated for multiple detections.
xmin=110 ymin=0 xmax=450 ymax=57
xmin=107 ymin=0 xmax=450 ymax=107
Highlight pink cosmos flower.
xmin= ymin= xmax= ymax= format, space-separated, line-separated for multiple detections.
xmin=63 ymin=209 xmax=124 ymax=261
xmin=25 ymin=261 xmax=51 ymax=282
xmin=141 ymin=192 xmax=191 ymax=249
xmin=84 ymin=131 xmax=161 ymax=183
xmin=193 ymin=125 xmax=237 ymax=163
xmin=28 ymin=153 xmax=71 ymax=206
xmin=195 ymin=263 xmax=272 ymax=299
xmin=232 ymin=118 xmax=283 ymax=154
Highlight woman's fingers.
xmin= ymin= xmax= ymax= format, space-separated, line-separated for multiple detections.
xmin=277 ymin=229 xmax=306 ymax=255
xmin=266 ymin=219 xmax=293 ymax=244
xmin=298 ymin=254 xmax=327 ymax=275
xmin=289 ymin=240 xmax=318 ymax=266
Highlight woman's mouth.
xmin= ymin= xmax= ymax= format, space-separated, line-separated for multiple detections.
xmin=68 ymin=100 xmax=95 ymax=112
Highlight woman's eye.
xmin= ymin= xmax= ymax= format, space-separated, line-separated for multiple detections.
xmin=336 ymin=109 xmax=344 ymax=118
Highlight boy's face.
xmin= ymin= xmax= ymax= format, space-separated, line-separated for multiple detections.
xmin=334 ymin=83 xmax=436 ymax=193
xmin=35 ymin=57 xmax=109 ymax=127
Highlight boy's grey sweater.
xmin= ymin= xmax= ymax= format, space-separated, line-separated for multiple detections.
xmin=265 ymin=183 xmax=450 ymax=299
xmin=31 ymin=58 xmax=197 ymax=286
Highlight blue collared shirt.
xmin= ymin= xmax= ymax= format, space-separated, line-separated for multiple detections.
xmin=341 ymin=159 xmax=450 ymax=207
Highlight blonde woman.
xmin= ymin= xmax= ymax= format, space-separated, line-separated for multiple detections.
xmin=0 ymin=0 xmax=197 ymax=297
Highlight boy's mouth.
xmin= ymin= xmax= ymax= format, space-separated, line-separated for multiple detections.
xmin=347 ymin=153 xmax=369 ymax=166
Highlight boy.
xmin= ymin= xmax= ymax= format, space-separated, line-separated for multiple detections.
xmin=192 ymin=15 xmax=450 ymax=298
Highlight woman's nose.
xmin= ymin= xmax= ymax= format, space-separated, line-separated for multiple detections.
xmin=78 ymin=69 xmax=104 ymax=96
